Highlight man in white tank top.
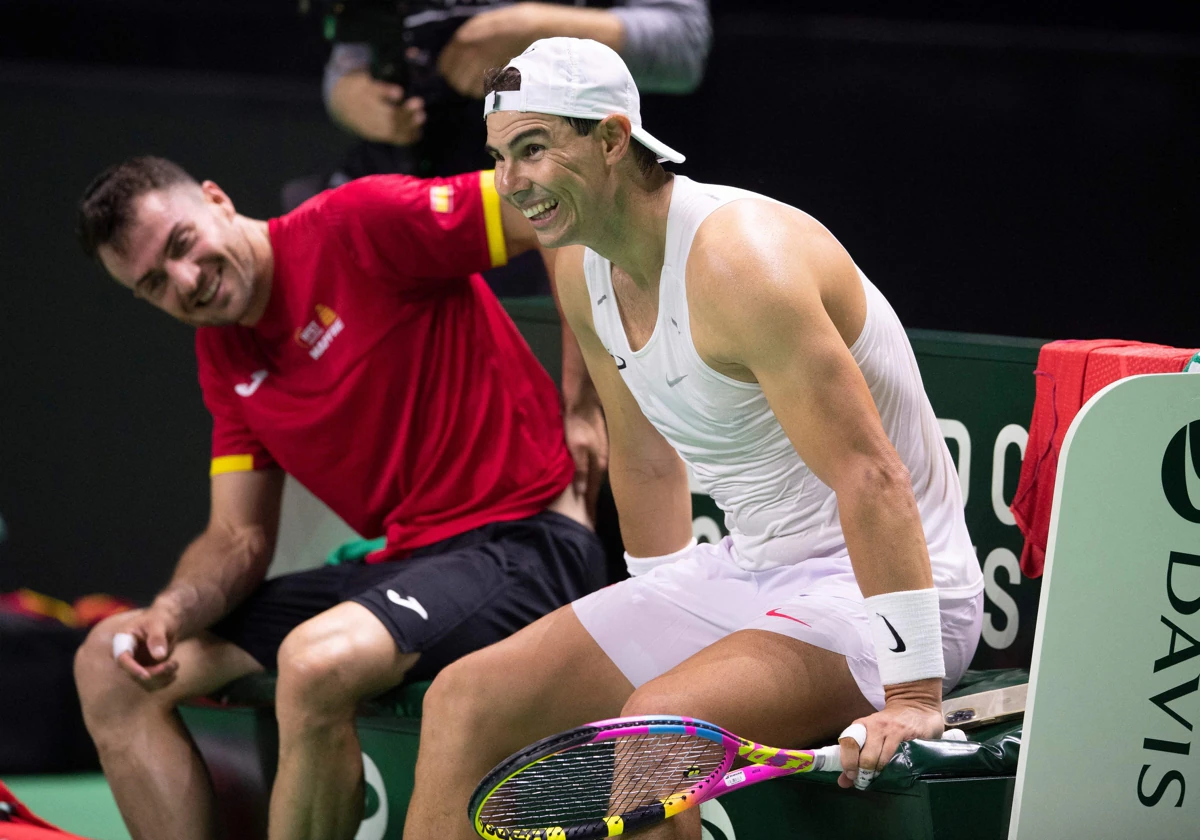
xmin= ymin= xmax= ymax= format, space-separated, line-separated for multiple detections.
xmin=404 ymin=37 xmax=984 ymax=839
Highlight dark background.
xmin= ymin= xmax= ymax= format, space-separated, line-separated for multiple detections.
xmin=1 ymin=1 xmax=1197 ymax=602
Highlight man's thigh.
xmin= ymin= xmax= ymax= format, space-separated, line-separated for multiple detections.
xmin=629 ymin=629 xmax=878 ymax=749
xmin=352 ymin=513 xmax=605 ymax=683
xmin=572 ymin=539 xmax=868 ymax=691
xmin=576 ymin=539 xmax=982 ymax=713
xmin=208 ymin=564 xmax=366 ymax=671
xmin=211 ymin=513 xmax=603 ymax=678
xmin=429 ymin=602 xmax=636 ymax=741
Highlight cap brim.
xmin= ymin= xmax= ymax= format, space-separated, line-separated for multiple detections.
xmin=632 ymin=126 xmax=685 ymax=164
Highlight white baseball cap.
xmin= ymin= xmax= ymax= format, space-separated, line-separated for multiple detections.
xmin=483 ymin=37 xmax=685 ymax=164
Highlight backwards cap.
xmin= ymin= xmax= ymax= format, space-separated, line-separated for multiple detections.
xmin=483 ymin=37 xmax=685 ymax=164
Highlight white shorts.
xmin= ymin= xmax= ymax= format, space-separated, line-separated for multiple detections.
xmin=573 ymin=537 xmax=983 ymax=709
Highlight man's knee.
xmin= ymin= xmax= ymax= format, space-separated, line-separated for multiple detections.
xmin=275 ymin=606 xmax=413 ymax=724
xmin=276 ymin=625 xmax=354 ymax=715
xmin=74 ymin=615 xmax=159 ymax=730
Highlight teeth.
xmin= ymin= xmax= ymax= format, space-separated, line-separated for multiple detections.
xmin=198 ymin=281 xmax=217 ymax=305
xmin=522 ymin=199 xmax=558 ymax=219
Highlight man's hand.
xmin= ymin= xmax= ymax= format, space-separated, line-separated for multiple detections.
xmin=328 ymin=70 xmax=427 ymax=145
xmin=564 ymin=400 xmax=609 ymax=522
xmin=438 ymin=4 xmax=544 ymax=99
xmin=836 ymin=677 xmax=943 ymax=789
xmin=110 ymin=606 xmax=184 ymax=692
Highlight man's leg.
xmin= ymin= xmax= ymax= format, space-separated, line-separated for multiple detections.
xmin=618 ymin=629 xmax=877 ymax=840
xmin=403 ymin=604 xmax=636 ymax=840
xmin=268 ymin=601 xmax=418 ymax=840
xmin=74 ymin=613 xmax=264 ymax=840
xmin=264 ymin=511 xmax=605 ymax=840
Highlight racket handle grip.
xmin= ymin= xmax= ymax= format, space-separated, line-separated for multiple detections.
xmin=812 ymin=744 xmax=842 ymax=773
xmin=853 ymin=768 xmax=877 ymax=790
xmin=813 ymin=745 xmax=877 ymax=788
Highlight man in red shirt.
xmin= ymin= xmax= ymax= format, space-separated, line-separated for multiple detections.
xmin=71 ymin=156 xmax=606 ymax=840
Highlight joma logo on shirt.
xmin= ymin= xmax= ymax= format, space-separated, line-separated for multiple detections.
xmin=294 ymin=304 xmax=345 ymax=360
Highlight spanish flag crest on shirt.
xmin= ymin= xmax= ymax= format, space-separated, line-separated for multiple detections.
xmin=430 ymin=184 xmax=454 ymax=214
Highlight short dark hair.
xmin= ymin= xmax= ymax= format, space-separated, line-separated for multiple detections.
xmin=76 ymin=156 xmax=198 ymax=260
xmin=482 ymin=67 xmax=661 ymax=178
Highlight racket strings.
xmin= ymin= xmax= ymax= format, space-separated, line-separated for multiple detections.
xmin=478 ymin=733 xmax=727 ymax=828
xmin=608 ymin=735 xmax=722 ymax=814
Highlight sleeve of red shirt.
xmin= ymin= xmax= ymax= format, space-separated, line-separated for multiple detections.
xmin=194 ymin=331 xmax=278 ymax=476
xmin=327 ymin=170 xmax=508 ymax=291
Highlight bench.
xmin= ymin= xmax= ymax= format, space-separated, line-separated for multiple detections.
xmin=181 ymin=668 xmax=1026 ymax=840
xmin=181 ymin=299 xmax=1047 ymax=840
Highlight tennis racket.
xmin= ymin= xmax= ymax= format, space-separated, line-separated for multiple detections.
xmin=469 ymin=715 xmax=848 ymax=839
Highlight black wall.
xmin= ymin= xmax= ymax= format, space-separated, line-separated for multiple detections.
xmin=665 ymin=15 xmax=1200 ymax=345
xmin=0 ymin=66 xmax=346 ymax=601
xmin=1 ymin=5 xmax=1196 ymax=602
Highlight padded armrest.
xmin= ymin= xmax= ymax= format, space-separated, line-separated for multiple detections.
xmin=795 ymin=668 xmax=1028 ymax=791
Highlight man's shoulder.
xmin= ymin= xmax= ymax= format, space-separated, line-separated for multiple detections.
xmin=689 ymin=196 xmax=829 ymax=280
xmin=283 ymin=173 xmax=487 ymax=242
xmin=555 ymin=244 xmax=588 ymax=281
xmin=552 ymin=245 xmax=592 ymax=319
xmin=686 ymin=200 xmax=780 ymax=285
xmin=330 ymin=172 xmax=482 ymax=210
xmin=683 ymin=198 xmax=844 ymax=347
xmin=277 ymin=175 xmax=423 ymax=226
xmin=271 ymin=182 xmax=374 ymax=268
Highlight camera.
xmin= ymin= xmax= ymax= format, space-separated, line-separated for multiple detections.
xmin=301 ymin=0 xmax=412 ymax=88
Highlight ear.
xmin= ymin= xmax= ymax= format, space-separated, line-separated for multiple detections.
xmin=597 ymin=115 xmax=633 ymax=167
xmin=200 ymin=180 xmax=237 ymax=220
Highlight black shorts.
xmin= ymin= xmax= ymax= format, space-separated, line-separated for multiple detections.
xmin=209 ymin=511 xmax=604 ymax=682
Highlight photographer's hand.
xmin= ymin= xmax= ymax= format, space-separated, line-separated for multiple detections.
xmin=328 ymin=69 xmax=427 ymax=146
xmin=439 ymin=3 xmax=623 ymax=99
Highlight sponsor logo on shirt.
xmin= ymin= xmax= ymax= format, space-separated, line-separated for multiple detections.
xmin=430 ymin=184 xmax=454 ymax=214
xmin=294 ymin=304 xmax=345 ymax=360
xmin=234 ymin=369 xmax=269 ymax=397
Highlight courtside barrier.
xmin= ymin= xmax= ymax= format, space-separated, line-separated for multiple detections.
xmin=1010 ymin=373 xmax=1200 ymax=839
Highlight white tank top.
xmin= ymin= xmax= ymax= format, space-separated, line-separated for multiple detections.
xmin=584 ymin=176 xmax=983 ymax=599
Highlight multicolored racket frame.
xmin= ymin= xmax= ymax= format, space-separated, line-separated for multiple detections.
xmin=469 ymin=715 xmax=842 ymax=839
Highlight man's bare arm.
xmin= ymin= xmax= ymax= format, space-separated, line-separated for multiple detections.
xmin=496 ymin=200 xmax=608 ymax=513
xmin=689 ymin=202 xmax=932 ymax=598
xmin=687 ymin=201 xmax=943 ymax=779
xmin=111 ymin=468 xmax=284 ymax=688
xmin=152 ymin=469 xmax=285 ymax=642
xmin=543 ymin=246 xmax=609 ymax=515
xmin=556 ymin=245 xmax=692 ymax=557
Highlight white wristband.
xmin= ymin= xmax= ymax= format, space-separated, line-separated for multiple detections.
xmin=624 ymin=539 xmax=698 ymax=577
xmin=864 ymin=588 xmax=945 ymax=686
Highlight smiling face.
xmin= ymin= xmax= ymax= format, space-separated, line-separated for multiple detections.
xmin=98 ymin=182 xmax=266 ymax=328
xmin=485 ymin=111 xmax=621 ymax=249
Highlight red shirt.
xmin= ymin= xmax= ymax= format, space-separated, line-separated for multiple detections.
xmin=196 ymin=172 xmax=574 ymax=561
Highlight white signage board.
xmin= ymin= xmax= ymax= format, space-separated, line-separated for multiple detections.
xmin=268 ymin=476 xmax=360 ymax=577
xmin=1011 ymin=373 xmax=1200 ymax=838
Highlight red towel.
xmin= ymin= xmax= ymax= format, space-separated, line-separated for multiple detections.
xmin=1010 ymin=340 xmax=1198 ymax=578
xmin=0 ymin=781 xmax=91 ymax=839
xmin=0 ymin=590 xmax=133 ymax=628
xmin=1082 ymin=344 xmax=1200 ymax=404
